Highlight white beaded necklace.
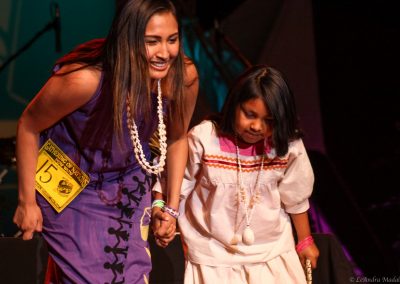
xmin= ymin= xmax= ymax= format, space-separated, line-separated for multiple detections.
xmin=234 ymin=136 xmax=264 ymax=245
xmin=126 ymin=79 xmax=167 ymax=174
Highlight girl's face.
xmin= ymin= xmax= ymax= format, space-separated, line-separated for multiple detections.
xmin=145 ymin=11 xmax=179 ymax=80
xmin=234 ymin=97 xmax=273 ymax=144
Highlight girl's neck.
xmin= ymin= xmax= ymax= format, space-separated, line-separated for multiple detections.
xmin=218 ymin=132 xmax=269 ymax=156
xmin=237 ymin=139 xmax=265 ymax=156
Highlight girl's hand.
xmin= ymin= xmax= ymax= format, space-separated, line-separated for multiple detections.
xmin=13 ymin=202 xmax=43 ymax=240
xmin=298 ymin=242 xmax=319 ymax=269
xmin=151 ymin=207 xmax=176 ymax=247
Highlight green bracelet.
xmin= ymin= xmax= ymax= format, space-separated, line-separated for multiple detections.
xmin=152 ymin=199 xmax=166 ymax=209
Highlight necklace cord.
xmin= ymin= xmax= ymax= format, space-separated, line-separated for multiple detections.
xmin=235 ymin=136 xmax=264 ymax=228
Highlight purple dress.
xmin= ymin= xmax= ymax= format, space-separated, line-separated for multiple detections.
xmin=38 ymin=75 xmax=158 ymax=283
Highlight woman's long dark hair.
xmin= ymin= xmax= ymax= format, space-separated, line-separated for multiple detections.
xmin=214 ymin=65 xmax=302 ymax=157
xmin=54 ymin=0 xmax=186 ymax=147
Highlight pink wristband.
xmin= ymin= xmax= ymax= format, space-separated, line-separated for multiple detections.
xmin=296 ymin=235 xmax=314 ymax=253
xmin=162 ymin=205 xmax=180 ymax=219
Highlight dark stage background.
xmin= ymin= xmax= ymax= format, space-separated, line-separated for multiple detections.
xmin=311 ymin=0 xmax=400 ymax=276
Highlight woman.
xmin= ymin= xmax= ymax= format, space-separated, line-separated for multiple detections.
xmin=13 ymin=0 xmax=198 ymax=283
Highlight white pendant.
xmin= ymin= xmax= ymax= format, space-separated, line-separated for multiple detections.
xmin=230 ymin=234 xmax=242 ymax=245
xmin=242 ymin=226 xmax=255 ymax=245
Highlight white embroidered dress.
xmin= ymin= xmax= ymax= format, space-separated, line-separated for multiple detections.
xmin=157 ymin=120 xmax=314 ymax=283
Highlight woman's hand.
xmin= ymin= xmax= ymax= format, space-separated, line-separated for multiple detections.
xmin=151 ymin=206 xmax=176 ymax=247
xmin=13 ymin=202 xmax=43 ymax=240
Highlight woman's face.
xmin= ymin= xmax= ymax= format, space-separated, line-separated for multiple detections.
xmin=145 ymin=11 xmax=179 ymax=80
xmin=234 ymin=98 xmax=273 ymax=144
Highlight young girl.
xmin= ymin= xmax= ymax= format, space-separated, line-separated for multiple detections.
xmin=157 ymin=65 xmax=319 ymax=283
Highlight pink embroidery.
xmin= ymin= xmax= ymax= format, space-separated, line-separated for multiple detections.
xmin=218 ymin=136 xmax=271 ymax=156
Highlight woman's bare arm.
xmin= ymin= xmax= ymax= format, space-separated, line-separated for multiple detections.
xmin=13 ymin=65 xmax=101 ymax=240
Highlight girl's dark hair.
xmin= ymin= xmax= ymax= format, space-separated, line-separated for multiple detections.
xmin=215 ymin=65 xmax=302 ymax=156
xmin=54 ymin=0 xmax=186 ymax=147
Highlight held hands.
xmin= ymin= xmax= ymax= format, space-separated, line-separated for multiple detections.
xmin=151 ymin=206 xmax=177 ymax=248
xmin=13 ymin=202 xmax=43 ymax=240
xmin=296 ymin=236 xmax=320 ymax=269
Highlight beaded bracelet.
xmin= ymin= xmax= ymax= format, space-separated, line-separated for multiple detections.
xmin=162 ymin=205 xmax=180 ymax=219
xmin=296 ymin=235 xmax=314 ymax=253
xmin=151 ymin=199 xmax=166 ymax=209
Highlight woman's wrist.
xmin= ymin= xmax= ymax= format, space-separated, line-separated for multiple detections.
xmin=166 ymin=195 xmax=179 ymax=211
xmin=151 ymin=199 xmax=165 ymax=209
xmin=17 ymin=195 xmax=37 ymax=206
xmin=151 ymin=199 xmax=180 ymax=219
xmin=162 ymin=205 xmax=180 ymax=219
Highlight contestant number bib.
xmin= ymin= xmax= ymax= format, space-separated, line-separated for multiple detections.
xmin=35 ymin=139 xmax=90 ymax=213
